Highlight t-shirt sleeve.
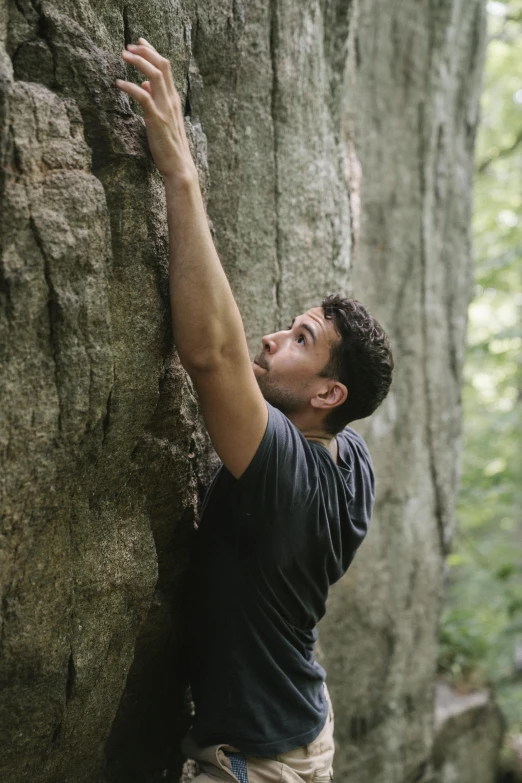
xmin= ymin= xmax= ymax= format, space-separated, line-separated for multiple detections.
xmin=229 ymin=400 xmax=315 ymax=513
xmin=341 ymin=426 xmax=375 ymax=534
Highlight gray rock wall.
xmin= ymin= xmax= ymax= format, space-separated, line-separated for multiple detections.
xmin=430 ymin=681 xmax=505 ymax=783
xmin=0 ymin=1 xmax=486 ymax=782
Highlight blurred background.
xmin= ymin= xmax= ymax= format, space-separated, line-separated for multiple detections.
xmin=438 ymin=0 xmax=522 ymax=775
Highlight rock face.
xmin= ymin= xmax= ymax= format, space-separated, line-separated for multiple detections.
xmin=430 ymin=681 xmax=505 ymax=783
xmin=0 ymin=2 xmax=486 ymax=783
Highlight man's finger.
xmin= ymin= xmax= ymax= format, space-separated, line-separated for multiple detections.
xmin=125 ymin=44 xmax=177 ymax=101
xmin=121 ymin=49 xmax=170 ymax=112
xmin=141 ymin=80 xmax=152 ymax=94
xmin=115 ymin=79 xmax=156 ymax=115
xmin=138 ymin=37 xmax=154 ymax=50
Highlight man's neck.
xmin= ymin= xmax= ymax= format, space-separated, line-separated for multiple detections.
xmin=284 ymin=411 xmax=339 ymax=464
xmin=305 ymin=433 xmax=339 ymax=464
xmin=300 ymin=429 xmax=339 ymax=465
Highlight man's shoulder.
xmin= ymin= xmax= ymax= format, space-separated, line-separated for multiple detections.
xmin=336 ymin=425 xmax=374 ymax=485
xmin=264 ymin=402 xmax=312 ymax=454
xmin=338 ymin=424 xmax=372 ymax=457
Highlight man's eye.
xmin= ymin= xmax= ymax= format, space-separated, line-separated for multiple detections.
xmin=297 ymin=334 xmax=306 ymax=344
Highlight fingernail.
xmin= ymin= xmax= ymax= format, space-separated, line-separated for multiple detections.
xmin=127 ymin=43 xmax=137 ymax=50
xmin=138 ymin=37 xmax=150 ymax=45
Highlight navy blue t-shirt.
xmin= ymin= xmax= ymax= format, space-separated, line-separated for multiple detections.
xmin=185 ymin=401 xmax=375 ymax=756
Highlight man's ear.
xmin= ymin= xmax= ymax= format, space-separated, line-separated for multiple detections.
xmin=311 ymin=381 xmax=348 ymax=410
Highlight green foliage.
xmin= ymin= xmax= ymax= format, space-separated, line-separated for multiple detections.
xmin=438 ymin=0 xmax=522 ymax=733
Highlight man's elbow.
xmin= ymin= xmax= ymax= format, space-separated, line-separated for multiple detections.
xmin=178 ymin=345 xmax=229 ymax=375
xmin=179 ymin=344 xmax=252 ymax=378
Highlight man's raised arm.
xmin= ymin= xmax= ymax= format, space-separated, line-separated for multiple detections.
xmin=116 ymin=39 xmax=268 ymax=479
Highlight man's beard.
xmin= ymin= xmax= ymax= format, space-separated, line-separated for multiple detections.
xmin=255 ymin=372 xmax=307 ymax=416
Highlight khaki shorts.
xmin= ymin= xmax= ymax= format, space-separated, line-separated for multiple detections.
xmin=180 ymin=683 xmax=335 ymax=783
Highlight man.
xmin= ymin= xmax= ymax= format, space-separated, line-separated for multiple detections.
xmin=116 ymin=39 xmax=393 ymax=783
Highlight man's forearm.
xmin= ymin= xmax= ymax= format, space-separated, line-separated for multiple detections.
xmin=164 ymin=173 xmax=249 ymax=371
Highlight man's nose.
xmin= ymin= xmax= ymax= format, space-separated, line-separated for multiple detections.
xmin=262 ymin=333 xmax=278 ymax=353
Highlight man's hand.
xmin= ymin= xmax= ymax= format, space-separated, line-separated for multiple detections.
xmin=116 ymin=39 xmax=196 ymax=183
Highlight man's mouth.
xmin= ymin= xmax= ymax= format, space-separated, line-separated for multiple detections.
xmin=253 ymin=356 xmax=268 ymax=370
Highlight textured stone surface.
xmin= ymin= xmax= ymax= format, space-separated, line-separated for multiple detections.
xmin=0 ymin=1 xmax=486 ymax=782
xmin=429 ymin=680 xmax=505 ymax=783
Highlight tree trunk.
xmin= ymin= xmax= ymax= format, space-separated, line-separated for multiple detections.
xmin=0 ymin=1 xmax=486 ymax=782
xmin=318 ymin=1 xmax=488 ymax=782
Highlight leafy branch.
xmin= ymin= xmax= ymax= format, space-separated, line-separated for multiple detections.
xmin=477 ymin=127 xmax=522 ymax=173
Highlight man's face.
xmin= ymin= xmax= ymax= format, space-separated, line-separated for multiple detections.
xmin=252 ymin=307 xmax=340 ymax=415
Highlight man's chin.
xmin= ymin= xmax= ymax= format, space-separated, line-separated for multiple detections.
xmin=255 ymin=379 xmax=304 ymax=416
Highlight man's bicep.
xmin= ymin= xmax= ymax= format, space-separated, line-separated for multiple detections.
xmin=187 ymin=359 xmax=269 ymax=480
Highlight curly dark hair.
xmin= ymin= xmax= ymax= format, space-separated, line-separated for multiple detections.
xmin=318 ymin=295 xmax=394 ymax=434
